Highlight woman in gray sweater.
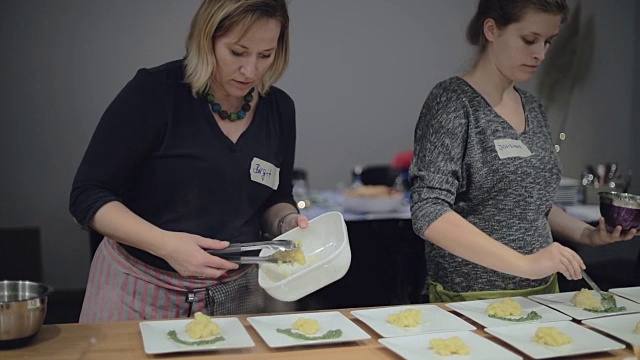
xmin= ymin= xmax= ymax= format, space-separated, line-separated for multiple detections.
xmin=410 ymin=0 xmax=637 ymax=302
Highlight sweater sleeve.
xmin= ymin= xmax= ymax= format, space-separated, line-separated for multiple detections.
xmin=410 ymin=83 xmax=469 ymax=237
xmin=69 ymin=69 xmax=166 ymax=229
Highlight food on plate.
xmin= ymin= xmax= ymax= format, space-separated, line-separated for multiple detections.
xmin=185 ymin=312 xmax=221 ymax=339
xmin=273 ymin=246 xmax=306 ymax=266
xmin=485 ymin=297 xmax=542 ymax=322
xmin=276 ymin=318 xmax=343 ymax=341
xmin=429 ymin=336 xmax=471 ymax=356
xmin=386 ymin=308 xmax=422 ymax=328
xmin=292 ymin=317 xmax=320 ymax=335
xmin=635 ymin=320 xmax=640 ymax=334
xmin=571 ymin=288 xmax=604 ymax=311
xmin=344 ymin=185 xmax=396 ymax=198
xmin=488 ymin=310 xmax=542 ymax=322
xmin=485 ymin=297 xmax=522 ymax=317
xmin=531 ymin=326 xmax=572 ymax=346
xmin=165 ymin=312 xmax=225 ymax=346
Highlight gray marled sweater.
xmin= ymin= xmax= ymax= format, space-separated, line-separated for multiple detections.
xmin=410 ymin=76 xmax=561 ymax=293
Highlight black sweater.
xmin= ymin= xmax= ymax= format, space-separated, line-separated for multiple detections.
xmin=70 ymin=60 xmax=297 ymax=271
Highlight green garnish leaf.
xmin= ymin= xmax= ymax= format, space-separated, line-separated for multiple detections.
xmin=276 ymin=328 xmax=343 ymax=340
xmin=166 ymin=330 xmax=225 ymax=346
xmin=488 ymin=310 xmax=542 ymax=322
xmin=583 ymin=306 xmax=626 ymax=313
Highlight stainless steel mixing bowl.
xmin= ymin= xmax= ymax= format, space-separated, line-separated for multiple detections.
xmin=0 ymin=280 xmax=53 ymax=348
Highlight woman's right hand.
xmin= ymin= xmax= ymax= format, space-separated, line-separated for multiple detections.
xmin=523 ymin=242 xmax=585 ymax=280
xmin=156 ymin=231 xmax=239 ymax=279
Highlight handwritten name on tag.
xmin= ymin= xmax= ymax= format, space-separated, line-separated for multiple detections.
xmin=494 ymin=139 xmax=533 ymax=159
xmin=250 ymin=157 xmax=280 ymax=190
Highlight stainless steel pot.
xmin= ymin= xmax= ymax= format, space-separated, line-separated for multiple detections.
xmin=0 ymin=280 xmax=53 ymax=348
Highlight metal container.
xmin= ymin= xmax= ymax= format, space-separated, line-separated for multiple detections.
xmin=0 ymin=280 xmax=53 ymax=348
xmin=599 ymin=191 xmax=640 ymax=231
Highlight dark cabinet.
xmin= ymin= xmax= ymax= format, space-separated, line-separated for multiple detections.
xmin=298 ymin=219 xmax=426 ymax=310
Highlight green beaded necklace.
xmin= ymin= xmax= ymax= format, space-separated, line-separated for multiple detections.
xmin=203 ymin=86 xmax=255 ymax=122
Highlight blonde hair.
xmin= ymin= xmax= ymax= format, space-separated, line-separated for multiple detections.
xmin=184 ymin=0 xmax=290 ymax=97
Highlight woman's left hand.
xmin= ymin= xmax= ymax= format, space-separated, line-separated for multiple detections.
xmin=585 ymin=217 xmax=638 ymax=246
xmin=282 ymin=213 xmax=309 ymax=234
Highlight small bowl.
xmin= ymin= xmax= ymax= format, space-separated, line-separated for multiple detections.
xmin=599 ymin=191 xmax=640 ymax=231
xmin=0 ymin=280 xmax=53 ymax=349
xmin=258 ymin=211 xmax=351 ymax=302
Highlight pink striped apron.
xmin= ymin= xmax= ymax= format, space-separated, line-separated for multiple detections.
xmin=79 ymin=238 xmax=266 ymax=323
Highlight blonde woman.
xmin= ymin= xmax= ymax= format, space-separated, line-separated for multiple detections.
xmin=70 ymin=0 xmax=308 ymax=322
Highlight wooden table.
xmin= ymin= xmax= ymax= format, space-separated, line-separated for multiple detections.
xmin=1 ymin=307 xmax=636 ymax=359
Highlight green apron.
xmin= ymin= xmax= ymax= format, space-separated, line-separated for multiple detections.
xmin=428 ymin=274 xmax=559 ymax=303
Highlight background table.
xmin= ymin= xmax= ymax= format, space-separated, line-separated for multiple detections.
xmin=299 ymin=191 xmax=426 ymax=309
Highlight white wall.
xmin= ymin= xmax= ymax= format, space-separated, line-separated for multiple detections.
xmin=543 ymin=0 xmax=637 ymax=183
xmin=0 ymin=0 xmax=637 ymax=290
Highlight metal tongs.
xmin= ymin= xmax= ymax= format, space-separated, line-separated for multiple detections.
xmin=206 ymin=240 xmax=297 ymax=265
xmin=581 ymin=270 xmax=617 ymax=310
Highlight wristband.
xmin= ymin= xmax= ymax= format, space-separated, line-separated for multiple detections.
xmin=277 ymin=211 xmax=299 ymax=235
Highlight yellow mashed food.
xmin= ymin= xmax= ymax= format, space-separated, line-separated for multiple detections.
xmin=485 ymin=297 xmax=522 ymax=317
xmin=531 ymin=326 xmax=572 ymax=346
xmin=185 ymin=312 xmax=221 ymax=339
xmin=635 ymin=320 xmax=640 ymax=334
xmin=429 ymin=336 xmax=471 ymax=356
xmin=273 ymin=246 xmax=306 ymax=266
xmin=292 ymin=317 xmax=320 ymax=335
xmin=387 ymin=308 xmax=422 ymax=328
xmin=571 ymin=288 xmax=604 ymax=311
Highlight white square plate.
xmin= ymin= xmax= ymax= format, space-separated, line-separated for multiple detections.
xmin=378 ymin=330 xmax=522 ymax=360
xmin=528 ymin=290 xmax=640 ymax=320
xmin=485 ymin=320 xmax=625 ymax=359
xmin=351 ymin=305 xmax=475 ymax=337
xmin=583 ymin=313 xmax=640 ymax=346
xmin=446 ymin=297 xmax=571 ymax=328
xmin=138 ymin=317 xmax=254 ymax=355
xmin=246 ymin=311 xmax=370 ymax=348
xmin=610 ymin=286 xmax=640 ymax=304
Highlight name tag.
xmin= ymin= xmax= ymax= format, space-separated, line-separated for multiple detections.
xmin=494 ymin=139 xmax=533 ymax=159
xmin=250 ymin=157 xmax=280 ymax=190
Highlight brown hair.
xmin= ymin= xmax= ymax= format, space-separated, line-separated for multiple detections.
xmin=184 ymin=0 xmax=290 ymax=96
xmin=466 ymin=0 xmax=569 ymax=52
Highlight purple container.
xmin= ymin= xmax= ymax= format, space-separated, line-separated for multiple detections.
xmin=599 ymin=191 xmax=640 ymax=231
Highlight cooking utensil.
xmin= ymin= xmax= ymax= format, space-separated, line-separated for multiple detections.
xmin=623 ymin=170 xmax=632 ymax=193
xmin=597 ymin=164 xmax=606 ymax=186
xmin=215 ymin=254 xmax=292 ymax=265
xmin=581 ymin=270 xmax=617 ymax=310
xmin=206 ymin=240 xmax=296 ymax=255
xmin=607 ymin=163 xmax=618 ymax=181
xmin=0 ymin=280 xmax=53 ymax=349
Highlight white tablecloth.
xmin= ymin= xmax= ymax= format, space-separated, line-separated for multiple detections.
xmin=300 ymin=190 xmax=411 ymax=221
xmin=301 ymin=190 xmax=600 ymax=224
